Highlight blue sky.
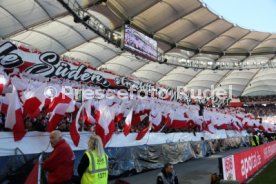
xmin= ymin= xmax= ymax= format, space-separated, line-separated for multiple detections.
xmin=203 ymin=0 xmax=276 ymax=33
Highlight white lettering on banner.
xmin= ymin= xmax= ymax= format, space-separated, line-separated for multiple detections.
xmin=263 ymin=144 xmax=276 ymax=160
xmin=240 ymin=152 xmax=262 ymax=179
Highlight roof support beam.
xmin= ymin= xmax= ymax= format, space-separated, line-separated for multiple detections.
xmin=89 ymin=40 xmax=121 ymax=54
xmin=106 ymin=0 xmax=162 ymax=22
xmin=4 ymin=2 xmax=94 ymax=39
xmin=30 ymin=30 xmax=68 ymax=51
xmin=34 ymin=0 xmax=52 ymax=19
xmin=221 ymin=31 xmax=251 ymax=53
xmin=248 ymin=33 xmax=272 ymax=53
xmin=0 ymin=5 xmax=26 ymax=28
xmin=240 ymin=69 xmax=262 ymax=96
xmin=151 ymin=5 xmax=202 ymax=33
xmin=158 ymin=79 xmax=186 ymax=85
xmin=198 ymin=25 xmax=234 ymax=49
xmin=68 ymin=50 xmax=103 ymax=64
xmin=239 ymin=52 xmax=276 ymax=95
xmin=103 ymin=62 xmax=136 ymax=72
xmin=135 ymin=69 xmax=167 ymax=76
xmin=97 ymin=51 xmax=123 ymax=68
xmin=55 ymin=20 xmax=89 ymax=41
xmin=160 ymin=18 xmax=219 ymax=53
xmin=184 ymin=70 xmax=203 ymax=87
xmin=214 ymin=70 xmax=233 ymax=88
xmin=175 ymin=18 xmax=219 ymax=43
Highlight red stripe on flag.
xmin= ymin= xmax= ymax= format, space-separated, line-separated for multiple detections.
xmin=13 ymin=107 xmax=26 ymax=141
xmin=48 ymin=114 xmax=63 ymax=132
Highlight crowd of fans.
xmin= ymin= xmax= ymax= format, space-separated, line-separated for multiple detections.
xmin=0 ymin=72 xmax=275 ymax=139
xmin=240 ymin=95 xmax=276 ymax=102
xmin=244 ymin=105 xmax=276 ymax=118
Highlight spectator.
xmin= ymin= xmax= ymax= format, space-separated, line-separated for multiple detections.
xmin=43 ymin=130 xmax=74 ymax=184
xmin=156 ymin=163 xmax=179 ymax=184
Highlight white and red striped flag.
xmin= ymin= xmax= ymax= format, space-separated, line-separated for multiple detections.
xmin=123 ymin=107 xmax=133 ymax=136
xmin=95 ymin=100 xmax=116 ymax=146
xmin=0 ymin=71 xmax=9 ymax=95
xmin=22 ymin=83 xmax=48 ymax=118
xmin=5 ymin=86 xmax=26 ymax=141
xmin=70 ymin=102 xmax=85 ymax=146
xmin=83 ymin=99 xmax=95 ymax=126
xmin=47 ymin=91 xmax=73 ymax=132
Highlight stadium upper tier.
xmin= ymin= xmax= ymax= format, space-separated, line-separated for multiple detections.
xmin=1 ymin=0 xmax=276 ymax=96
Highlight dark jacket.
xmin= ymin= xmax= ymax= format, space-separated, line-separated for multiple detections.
xmin=156 ymin=168 xmax=179 ymax=184
xmin=78 ymin=153 xmax=89 ymax=177
xmin=43 ymin=140 xmax=74 ymax=184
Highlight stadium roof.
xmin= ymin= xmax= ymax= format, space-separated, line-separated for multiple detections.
xmin=1 ymin=0 xmax=276 ymax=96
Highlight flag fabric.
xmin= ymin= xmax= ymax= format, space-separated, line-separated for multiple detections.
xmin=0 ymin=94 xmax=9 ymax=114
xmin=95 ymin=100 xmax=116 ymax=146
xmin=46 ymin=89 xmax=71 ymax=113
xmin=47 ymin=91 xmax=73 ymax=132
xmin=136 ymin=122 xmax=151 ymax=140
xmin=123 ymin=107 xmax=133 ymax=136
xmin=0 ymin=71 xmax=9 ymax=95
xmin=83 ymin=100 xmax=95 ymax=126
xmin=70 ymin=102 xmax=84 ymax=146
xmin=48 ymin=102 xmax=71 ymax=132
xmin=22 ymin=83 xmax=47 ymax=118
xmin=5 ymin=87 xmax=26 ymax=141
xmin=149 ymin=109 xmax=162 ymax=132
xmin=169 ymin=110 xmax=190 ymax=129
xmin=131 ymin=103 xmax=149 ymax=126
xmin=25 ymin=154 xmax=43 ymax=184
xmin=11 ymin=76 xmax=28 ymax=91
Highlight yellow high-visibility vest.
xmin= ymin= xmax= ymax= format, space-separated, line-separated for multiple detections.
xmin=251 ymin=135 xmax=259 ymax=147
xmin=251 ymin=138 xmax=256 ymax=147
xmin=255 ymin=135 xmax=260 ymax=145
xmin=81 ymin=150 xmax=108 ymax=184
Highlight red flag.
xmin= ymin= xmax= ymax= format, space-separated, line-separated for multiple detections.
xmin=25 ymin=154 xmax=42 ymax=184
xmin=22 ymin=84 xmax=48 ymax=118
xmin=46 ymin=92 xmax=71 ymax=113
xmin=83 ymin=100 xmax=95 ymax=126
xmin=5 ymin=87 xmax=26 ymax=141
xmin=47 ymin=91 xmax=73 ymax=132
xmin=0 ymin=95 xmax=9 ymax=115
xmin=170 ymin=111 xmax=190 ymax=129
xmin=48 ymin=102 xmax=72 ymax=132
xmin=95 ymin=100 xmax=116 ymax=146
xmin=70 ymin=102 xmax=84 ymax=146
xmin=123 ymin=108 xmax=133 ymax=136
xmin=136 ymin=122 xmax=150 ymax=140
xmin=0 ymin=71 xmax=8 ymax=95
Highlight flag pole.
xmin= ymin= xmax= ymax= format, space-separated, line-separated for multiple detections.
xmin=81 ymin=85 xmax=84 ymax=132
xmin=38 ymin=154 xmax=42 ymax=184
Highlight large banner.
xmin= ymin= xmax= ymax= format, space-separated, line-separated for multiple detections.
xmin=0 ymin=41 xmax=232 ymax=105
xmin=0 ymin=41 xmax=177 ymax=100
xmin=221 ymin=141 xmax=276 ymax=183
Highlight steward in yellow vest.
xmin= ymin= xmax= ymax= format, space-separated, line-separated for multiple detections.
xmin=251 ymin=134 xmax=260 ymax=147
xmin=78 ymin=135 xmax=108 ymax=184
